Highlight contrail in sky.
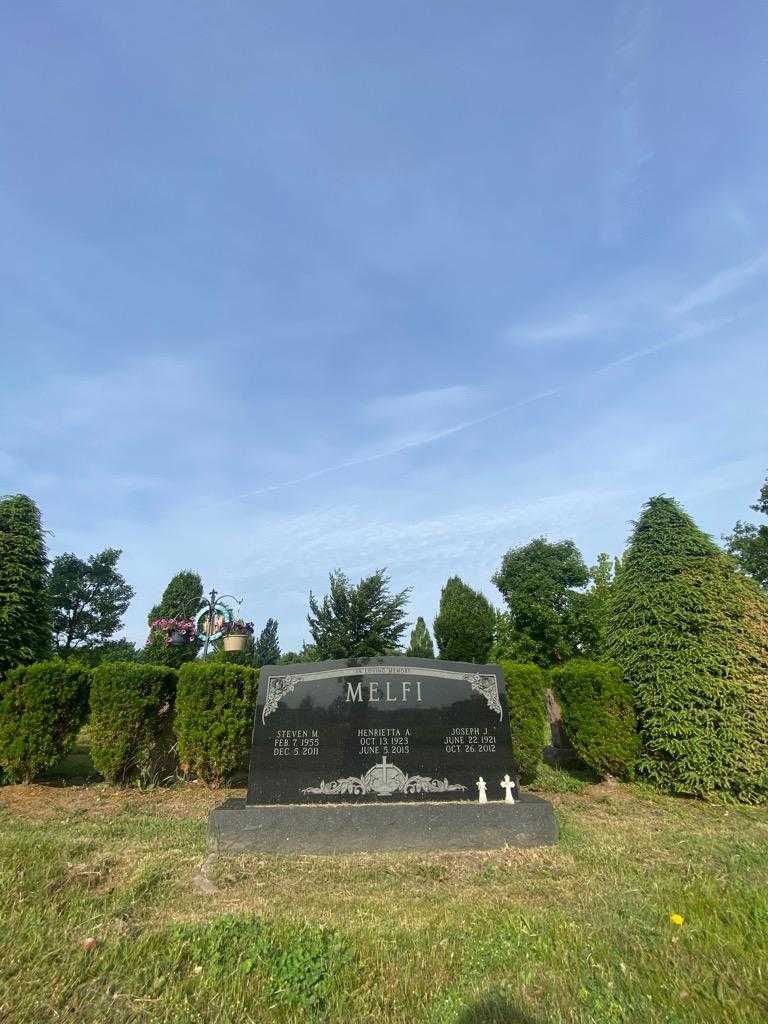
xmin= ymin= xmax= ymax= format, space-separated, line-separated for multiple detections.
xmin=222 ymin=314 xmax=740 ymax=506
xmin=223 ymin=385 xmax=565 ymax=503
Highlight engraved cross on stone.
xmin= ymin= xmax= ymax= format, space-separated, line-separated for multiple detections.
xmin=500 ymin=774 xmax=516 ymax=804
xmin=379 ymin=756 xmax=397 ymax=786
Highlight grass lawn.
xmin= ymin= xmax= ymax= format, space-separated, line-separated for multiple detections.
xmin=0 ymin=750 xmax=766 ymax=1024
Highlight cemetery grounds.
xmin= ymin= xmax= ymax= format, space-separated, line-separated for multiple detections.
xmin=0 ymin=742 xmax=766 ymax=1024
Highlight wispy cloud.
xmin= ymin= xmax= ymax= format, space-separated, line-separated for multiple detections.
xmin=221 ymin=384 xmax=564 ymax=505
xmin=219 ymin=247 xmax=768 ymax=506
xmin=366 ymin=385 xmax=479 ymax=421
xmin=510 ymin=309 xmax=621 ymax=345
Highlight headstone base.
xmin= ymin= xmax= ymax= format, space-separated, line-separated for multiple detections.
xmin=208 ymin=793 xmax=558 ymax=855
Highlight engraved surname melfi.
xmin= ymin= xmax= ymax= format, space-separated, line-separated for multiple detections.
xmin=345 ymin=679 xmax=422 ymax=703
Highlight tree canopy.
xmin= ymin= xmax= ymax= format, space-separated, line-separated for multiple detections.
xmin=147 ymin=570 xmax=204 ymax=624
xmin=567 ymin=552 xmax=616 ymax=660
xmin=433 ymin=577 xmax=494 ymax=663
xmin=49 ymin=548 xmax=134 ymax=655
xmin=605 ymin=495 xmax=768 ymax=802
xmin=725 ymin=472 xmax=768 ymax=590
xmin=0 ymin=494 xmax=50 ymax=676
xmin=406 ymin=616 xmax=435 ymax=658
xmin=491 ymin=537 xmax=589 ymax=666
xmin=307 ymin=569 xmax=410 ymax=659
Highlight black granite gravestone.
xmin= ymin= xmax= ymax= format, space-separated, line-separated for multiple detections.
xmin=247 ymin=657 xmax=519 ymax=805
xmin=208 ymin=657 xmax=558 ymax=853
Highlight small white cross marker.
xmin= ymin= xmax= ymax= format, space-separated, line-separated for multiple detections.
xmin=500 ymin=774 xmax=516 ymax=804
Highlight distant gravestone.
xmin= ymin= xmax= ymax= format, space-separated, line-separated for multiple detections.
xmin=209 ymin=657 xmax=558 ymax=853
xmin=247 ymin=657 xmax=517 ymax=804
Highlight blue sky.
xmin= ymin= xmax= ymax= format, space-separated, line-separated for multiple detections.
xmin=2 ymin=2 xmax=767 ymax=651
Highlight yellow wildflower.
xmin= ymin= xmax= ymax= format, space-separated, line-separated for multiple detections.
xmin=669 ymin=913 xmax=684 ymax=926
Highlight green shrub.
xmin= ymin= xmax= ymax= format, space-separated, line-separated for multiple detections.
xmin=498 ymin=660 xmax=547 ymax=785
xmin=175 ymin=662 xmax=259 ymax=784
xmin=550 ymin=660 xmax=639 ymax=779
xmin=0 ymin=660 xmax=90 ymax=782
xmin=89 ymin=662 xmax=178 ymax=785
xmin=605 ymin=495 xmax=768 ymax=802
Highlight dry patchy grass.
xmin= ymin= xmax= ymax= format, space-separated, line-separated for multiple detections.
xmin=0 ymin=771 xmax=766 ymax=1024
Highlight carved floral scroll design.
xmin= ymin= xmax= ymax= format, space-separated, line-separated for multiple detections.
xmin=301 ymin=757 xmax=466 ymax=797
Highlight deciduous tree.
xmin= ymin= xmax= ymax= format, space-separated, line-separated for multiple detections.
xmin=725 ymin=472 xmax=768 ymax=590
xmin=49 ymin=548 xmax=134 ymax=655
xmin=491 ymin=538 xmax=589 ymax=667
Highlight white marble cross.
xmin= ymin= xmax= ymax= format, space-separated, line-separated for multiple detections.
xmin=500 ymin=774 xmax=516 ymax=804
xmin=476 ymin=776 xmax=488 ymax=804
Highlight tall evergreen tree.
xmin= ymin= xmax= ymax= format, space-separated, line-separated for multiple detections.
xmin=406 ymin=616 xmax=435 ymax=658
xmin=143 ymin=570 xmax=204 ymax=667
xmin=605 ymin=495 xmax=768 ymax=802
xmin=49 ymin=548 xmax=134 ymax=655
xmin=0 ymin=495 xmax=50 ymax=677
xmin=725 ymin=471 xmax=768 ymax=590
xmin=255 ymin=617 xmax=280 ymax=666
xmin=308 ymin=569 xmax=410 ymax=659
xmin=433 ymin=577 xmax=494 ymax=663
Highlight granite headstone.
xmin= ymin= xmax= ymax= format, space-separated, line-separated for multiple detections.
xmin=247 ymin=656 xmax=519 ymax=805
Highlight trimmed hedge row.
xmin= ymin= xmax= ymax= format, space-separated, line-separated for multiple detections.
xmin=498 ymin=658 xmax=641 ymax=784
xmin=550 ymin=660 xmax=639 ymax=779
xmin=0 ymin=660 xmax=90 ymax=782
xmin=175 ymin=662 xmax=259 ymax=785
xmin=0 ymin=659 xmax=260 ymax=787
xmin=0 ymin=656 xmax=637 ymax=791
xmin=89 ymin=662 xmax=178 ymax=785
xmin=499 ymin=661 xmax=547 ymax=785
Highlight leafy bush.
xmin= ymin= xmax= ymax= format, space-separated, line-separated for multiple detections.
xmin=0 ymin=660 xmax=90 ymax=782
xmin=550 ymin=660 xmax=639 ymax=778
xmin=175 ymin=662 xmax=259 ymax=784
xmin=89 ymin=662 xmax=178 ymax=785
xmin=605 ymin=495 xmax=768 ymax=802
xmin=498 ymin=661 xmax=547 ymax=785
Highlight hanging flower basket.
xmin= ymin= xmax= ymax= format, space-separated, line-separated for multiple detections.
xmin=220 ymin=619 xmax=254 ymax=652
xmin=149 ymin=618 xmax=198 ymax=647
